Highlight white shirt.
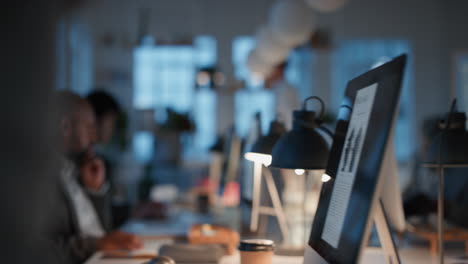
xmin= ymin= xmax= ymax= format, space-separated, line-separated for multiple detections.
xmin=60 ymin=157 xmax=105 ymax=238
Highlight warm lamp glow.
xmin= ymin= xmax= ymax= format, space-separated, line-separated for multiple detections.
xmin=244 ymin=152 xmax=272 ymax=166
xmin=321 ymin=173 xmax=331 ymax=182
xmin=196 ymin=71 xmax=210 ymax=86
xmin=294 ymin=169 xmax=305 ymax=175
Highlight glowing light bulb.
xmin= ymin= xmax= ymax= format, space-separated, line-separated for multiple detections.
xmin=244 ymin=152 xmax=272 ymax=166
xmin=295 ymin=169 xmax=305 ymax=175
xmin=321 ymin=173 xmax=331 ymax=182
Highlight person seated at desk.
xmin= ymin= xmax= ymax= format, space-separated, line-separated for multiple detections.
xmin=86 ymin=89 xmax=128 ymax=228
xmin=53 ymin=91 xmax=142 ymax=263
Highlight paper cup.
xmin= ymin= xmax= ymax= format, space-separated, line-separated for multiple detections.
xmin=239 ymin=239 xmax=275 ymax=264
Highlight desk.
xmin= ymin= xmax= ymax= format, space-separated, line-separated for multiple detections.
xmin=85 ymin=209 xmax=468 ymax=264
xmin=85 ymin=240 xmax=468 ymax=264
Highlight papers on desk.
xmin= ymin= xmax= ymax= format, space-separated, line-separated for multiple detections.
xmin=99 ymin=239 xmax=173 ymax=261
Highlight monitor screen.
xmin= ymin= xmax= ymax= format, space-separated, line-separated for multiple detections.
xmin=307 ymin=54 xmax=407 ymax=264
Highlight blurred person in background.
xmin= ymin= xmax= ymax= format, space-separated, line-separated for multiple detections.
xmin=86 ymin=89 xmax=129 ymax=228
xmin=53 ymin=91 xmax=141 ymax=263
xmin=86 ymin=90 xmax=122 ymax=146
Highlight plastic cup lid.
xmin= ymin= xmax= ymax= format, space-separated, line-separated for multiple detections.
xmin=238 ymin=239 xmax=275 ymax=252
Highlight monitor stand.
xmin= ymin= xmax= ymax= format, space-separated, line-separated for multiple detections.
xmin=373 ymin=140 xmax=402 ymax=264
xmin=303 ymin=190 xmax=401 ymax=264
xmin=304 ymin=140 xmax=403 ymax=264
xmin=374 ymin=199 xmax=401 ymax=264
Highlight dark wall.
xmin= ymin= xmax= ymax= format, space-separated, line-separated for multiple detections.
xmin=1 ymin=1 xmax=68 ymax=263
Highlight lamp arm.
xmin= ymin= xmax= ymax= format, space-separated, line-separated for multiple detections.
xmin=317 ymin=125 xmax=334 ymax=140
xmin=435 ymin=98 xmax=457 ymax=264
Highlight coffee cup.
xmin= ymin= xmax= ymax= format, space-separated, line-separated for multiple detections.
xmin=238 ymin=239 xmax=275 ymax=264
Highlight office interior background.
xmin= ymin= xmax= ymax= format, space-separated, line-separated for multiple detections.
xmin=3 ymin=0 xmax=468 ymax=263
xmin=59 ymin=0 xmax=468 ymax=190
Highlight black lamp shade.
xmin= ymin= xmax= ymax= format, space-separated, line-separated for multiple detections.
xmin=270 ymin=110 xmax=330 ymax=170
xmin=250 ymin=120 xmax=286 ymax=155
xmin=425 ymin=112 xmax=468 ymax=164
xmin=251 ymin=134 xmax=280 ymax=155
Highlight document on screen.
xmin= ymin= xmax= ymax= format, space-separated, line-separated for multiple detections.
xmin=321 ymin=83 xmax=378 ymax=248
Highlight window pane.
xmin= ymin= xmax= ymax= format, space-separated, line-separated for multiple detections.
xmin=195 ymin=35 xmax=217 ymax=68
xmin=232 ymin=36 xmax=255 ymax=81
xmin=134 ymin=37 xmax=217 ymax=154
xmin=456 ymin=54 xmax=468 ymax=115
xmin=133 ymin=45 xmax=195 ymax=112
xmin=235 ymin=89 xmax=275 ymax=137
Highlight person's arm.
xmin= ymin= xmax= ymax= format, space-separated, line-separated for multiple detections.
xmin=53 ymin=231 xmax=144 ymax=263
xmin=80 ymin=157 xmax=112 ymax=231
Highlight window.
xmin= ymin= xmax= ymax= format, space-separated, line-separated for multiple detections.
xmin=133 ymin=45 xmax=195 ymax=114
xmin=232 ymin=36 xmax=256 ymax=82
xmin=455 ymin=53 xmax=468 ymax=115
xmin=232 ymin=36 xmax=275 ymax=136
xmin=55 ymin=15 xmax=93 ymax=95
xmin=133 ymin=36 xmax=218 ymax=160
xmin=234 ymin=90 xmax=275 ymax=137
xmin=332 ymin=40 xmax=415 ymax=162
xmin=195 ymin=35 xmax=217 ymax=68
xmin=193 ymin=36 xmax=218 ymax=150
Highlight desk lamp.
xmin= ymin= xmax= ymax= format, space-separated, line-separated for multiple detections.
xmin=270 ymin=96 xmax=332 ymax=182
xmin=269 ymin=96 xmax=332 ymax=246
xmin=244 ymin=120 xmax=290 ymax=241
xmin=424 ymin=99 xmax=468 ymax=264
xmin=245 ymin=120 xmax=287 ymax=166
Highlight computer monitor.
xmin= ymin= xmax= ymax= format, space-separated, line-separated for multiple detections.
xmin=304 ymin=54 xmax=407 ymax=264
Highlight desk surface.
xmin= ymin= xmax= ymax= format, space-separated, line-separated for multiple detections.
xmin=85 ymin=209 xmax=468 ymax=264
xmin=85 ymin=239 xmax=468 ymax=264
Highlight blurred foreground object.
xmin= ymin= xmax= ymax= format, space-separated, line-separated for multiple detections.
xmin=188 ymin=224 xmax=240 ymax=255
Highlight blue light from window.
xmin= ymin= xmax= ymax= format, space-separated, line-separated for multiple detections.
xmin=132 ymin=131 xmax=154 ymax=164
xmin=232 ymin=36 xmax=255 ymax=82
xmin=133 ymin=46 xmax=195 ymax=112
xmin=456 ymin=54 xmax=468 ymax=114
xmin=195 ymin=36 xmax=217 ymax=68
xmin=235 ymin=89 xmax=275 ymax=137
xmin=133 ymin=37 xmax=218 ymax=153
